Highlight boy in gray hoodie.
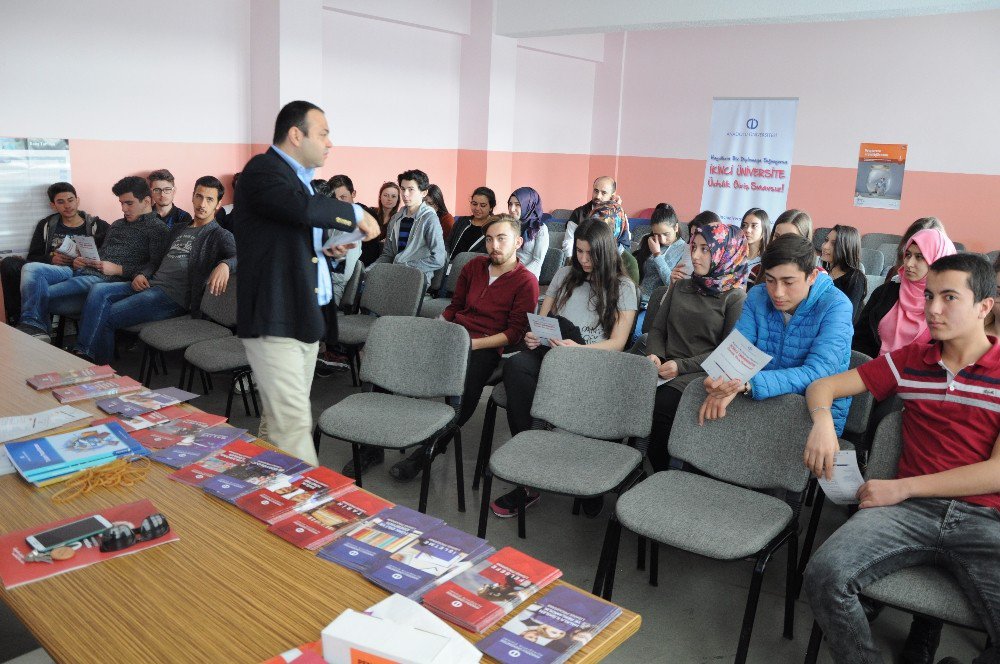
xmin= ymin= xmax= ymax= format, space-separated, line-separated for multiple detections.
xmin=372 ymin=169 xmax=445 ymax=287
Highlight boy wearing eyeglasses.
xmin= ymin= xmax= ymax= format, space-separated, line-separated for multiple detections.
xmin=148 ymin=168 xmax=193 ymax=229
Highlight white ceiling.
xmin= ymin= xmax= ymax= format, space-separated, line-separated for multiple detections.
xmin=495 ymin=0 xmax=1000 ymax=38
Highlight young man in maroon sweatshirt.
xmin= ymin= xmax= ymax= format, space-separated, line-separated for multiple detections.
xmin=387 ymin=213 xmax=540 ymax=480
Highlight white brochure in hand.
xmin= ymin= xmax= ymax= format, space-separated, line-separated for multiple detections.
xmin=56 ymin=236 xmax=79 ymax=257
xmin=817 ymin=450 xmax=866 ymax=505
xmin=527 ymin=313 xmax=562 ymax=346
xmin=700 ymin=329 xmax=772 ymax=385
xmin=73 ymin=236 xmax=101 ymax=262
xmin=323 ymin=226 xmax=367 ymax=250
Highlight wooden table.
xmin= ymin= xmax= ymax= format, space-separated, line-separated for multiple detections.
xmin=0 ymin=324 xmax=640 ymax=663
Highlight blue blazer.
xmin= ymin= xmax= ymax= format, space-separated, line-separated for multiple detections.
xmin=736 ymin=271 xmax=854 ymax=435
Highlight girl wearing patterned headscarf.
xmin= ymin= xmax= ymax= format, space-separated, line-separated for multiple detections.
xmin=644 ymin=221 xmax=750 ymax=471
xmin=590 ymin=198 xmax=639 ymax=284
xmin=507 ymin=187 xmax=549 ymax=279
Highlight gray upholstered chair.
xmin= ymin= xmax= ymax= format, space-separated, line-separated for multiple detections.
xmin=548 ymin=210 xmax=571 ymax=222
xmin=860 ymin=248 xmax=884 ymax=276
xmin=137 ymin=276 xmax=237 ymax=387
xmin=314 ymin=316 xmax=469 ymax=514
xmin=537 ymin=246 xmax=566 ymax=288
xmin=182 ymin=336 xmax=259 ymax=419
xmin=476 ymin=347 xmax=657 ymax=540
xmin=642 ymin=285 xmax=669 ymax=335
xmin=986 ymin=250 xmax=998 ymax=264
xmin=337 ymin=263 xmax=426 ymax=386
xmin=864 ymin=275 xmax=884 ymax=305
xmin=877 ymin=243 xmax=900 ymax=276
xmin=593 ymin=381 xmax=813 ymax=664
xmin=419 ymin=251 xmax=479 ymax=320
xmin=339 ymin=260 xmax=364 ymax=314
xmin=862 ymin=232 xmax=904 ymax=251
xmin=803 ymin=411 xmax=988 ymax=663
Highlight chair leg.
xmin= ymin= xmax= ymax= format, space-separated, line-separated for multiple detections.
xmin=803 ymin=620 xmax=823 ymax=664
xmin=804 ymin=476 xmax=817 ymax=507
xmin=452 ymin=428 xmax=465 ymax=513
xmin=159 ymin=351 xmax=168 ymax=375
xmin=418 ymin=443 xmax=434 ymax=514
xmin=187 ymin=362 xmax=196 ymax=391
xmin=313 ymin=425 xmax=322 ymax=454
xmin=516 ymin=486 xmax=527 ymax=539
xmin=144 ymin=351 xmax=157 ymax=387
xmin=735 ymin=550 xmax=774 ymax=664
xmin=472 ymin=398 xmax=497 ymax=491
xmin=784 ymin=530 xmax=799 ymax=640
xmin=593 ymin=514 xmax=617 ymax=596
xmin=352 ymin=443 xmax=363 ymax=488
xmin=348 ymin=347 xmax=360 ymax=387
xmin=205 ymin=371 xmax=213 ymax=390
xmin=200 ymin=370 xmax=210 ymax=394
xmin=637 ymin=535 xmax=646 ymax=571
xmin=235 ymin=372 xmax=251 ymax=416
xmin=225 ymin=375 xmax=237 ymax=419
xmin=178 ymin=360 xmax=188 ymax=389
xmin=249 ymin=380 xmax=261 ymax=417
xmin=572 ymin=498 xmax=582 ymax=515
xmin=602 ymin=518 xmax=624 ymax=600
xmin=477 ymin=472 xmax=493 ymax=538
xmin=797 ymin=491 xmax=825 ymax=595
xmin=138 ymin=347 xmax=149 ymax=385
xmin=649 ymin=541 xmax=659 ymax=587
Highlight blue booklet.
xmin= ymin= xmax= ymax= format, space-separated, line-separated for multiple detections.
xmin=317 ymin=505 xmax=444 ymax=573
xmin=200 ymin=449 xmax=311 ymax=502
xmin=4 ymin=422 xmax=146 ymax=484
xmin=150 ymin=426 xmax=247 ymax=468
xmin=477 ymin=586 xmax=622 ymax=664
xmin=364 ymin=524 xmax=493 ymax=599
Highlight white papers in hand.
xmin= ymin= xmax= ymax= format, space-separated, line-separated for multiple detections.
xmin=73 ymin=236 xmax=101 ymax=262
xmin=700 ymin=329 xmax=772 ymax=385
xmin=527 ymin=313 xmax=561 ymax=347
xmin=656 ymin=376 xmax=674 ymax=387
xmin=56 ymin=237 xmax=79 ymax=257
xmin=323 ymin=226 xmax=366 ymax=250
xmin=817 ymin=450 xmax=866 ymax=505
xmin=0 ymin=405 xmax=91 ymax=443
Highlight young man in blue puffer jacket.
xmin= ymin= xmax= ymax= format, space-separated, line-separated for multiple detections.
xmin=699 ymin=233 xmax=853 ymax=431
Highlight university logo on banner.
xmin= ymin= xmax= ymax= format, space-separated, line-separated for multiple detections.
xmin=699 ymin=98 xmax=798 ymax=225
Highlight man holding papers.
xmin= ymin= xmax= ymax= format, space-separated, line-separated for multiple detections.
xmin=803 ymin=253 xmax=1000 ymax=664
xmin=698 ymin=234 xmax=853 ymax=429
xmin=373 ymin=214 xmax=538 ymax=481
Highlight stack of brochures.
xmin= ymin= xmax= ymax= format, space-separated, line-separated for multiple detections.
xmin=26 ymin=365 xmax=115 ymax=390
xmin=3 ymin=422 xmax=147 ymax=486
xmin=476 ymin=586 xmax=621 ymax=664
xmin=132 ymin=412 xmax=228 ymax=449
xmin=168 ymin=439 xmax=266 ymax=487
xmin=268 ymin=487 xmax=394 ymax=550
xmin=422 ymin=546 xmax=562 ymax=632
xmin=235 ymin=466 xmax=355 ymax=524
xmin=52 ymin=376 xmax=143 ymax=403
xmin=95 ymin=387 xmax=198 ymax=418
xmin=201 ymin=450 xmax=311 ymax=502
xmin=318 ymin=505 xmax=444 ymax=573
xmin=90 ymin=405 xmax=190 ymax=433
xmin=149 ymin=426 xmax=248 ymax=468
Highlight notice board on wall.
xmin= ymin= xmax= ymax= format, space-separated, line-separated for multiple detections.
xmin=0 ymin=138 xmax=72 ymax=257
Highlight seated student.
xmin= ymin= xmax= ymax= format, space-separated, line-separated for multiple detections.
xmin=495 ymin=220 xmax=638 ymax=518
xmin=0 ymin=182 xmax=108 ymax=325
xmin=16 ymin=177 xmax=168 ymax=341
xmin=989 ymin=254 xmax=1000 ymax=338
xmin=508 ymin=187 xmax=548 ymax=279
xmin=802 ymin=253 xmax=1000 ymax=664
xmin=73 ymin=176 xmax=236 ymax=364
xmin=770 ymin=208 xmax=813 ymax=242
xmin=561 ymin=176 xmax=631 ymax=257
xmin=360 ymin=181 xmax=399 ymax=266
xmin=697 ymin=234 xmax=853 ymax=434
xmin=669 ymin=210 xmax=718 ymax=285
xmin=645 ymin=221 xmax=749 ymax=471
xmin=820 ymin=224 xmax=867 ymax=320
xmin=884 ymin=216 xmax=946 ymax=284
xmin=374 ymin=214 xmax=540 ymax=480
xmin=148 ymin=169 xmax=193 ymax=229
xmin=740 ymin=207 xmax=770 ymax=284
xmin=447 ymin=186 xmax=496 ymax=261
xmin=589 ymin=199 xmax=640 ymax=285
xmin=632 ymin=203 xmax=686 ymax=332
xmin=854 ymin=228 xmax=956 ymax=359
xmin=425 ymin=184 xmax=455 ymax=238
xmin=372 ymin=169 xmax=446 ymax=286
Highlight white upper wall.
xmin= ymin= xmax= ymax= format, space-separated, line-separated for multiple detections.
xmin=0 ymin=0 xmax=251 ymax=143
xmin=513 ymin=48 xmax=596 ymax=154
xmin=322 ymin=0 xmax=471 ymax=34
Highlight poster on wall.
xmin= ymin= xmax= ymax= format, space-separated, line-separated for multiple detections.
xmin=699 ymin=98 xmax=798 ymax=225
xmin=0 ymin=138 xmax=72 ymax=258
xmin=854 ymin=143 xmax=906 ymax=210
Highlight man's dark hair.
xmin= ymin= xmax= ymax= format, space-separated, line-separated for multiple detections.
xmin=929 ymin=253 xmax=996 ymax=302
xmin=194 ymin=175 xmax=225 ymax=200
xmin=147 ymin=169 xmax=175 ymax=184
xmin=273 ymin=100 xmax=323 ymax=145
xmin=47 ymin=182 xmax=76 ymax=202
xmin=397 ymin=169 xmax=430 ymax=191
xmin=328 ymin=174 xmax=355 ymax=194
xmin=761 ymin=233 xmax=817 ymax=275
xmin=311 ymin=179 xmax=332 ymax=197
xmin=472 ymin=186 xmax=496 ymax=210
xmin=112 ymin=176 xmax=152 ymax=201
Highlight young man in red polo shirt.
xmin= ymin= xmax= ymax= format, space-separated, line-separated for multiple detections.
xmin=802 ymin=253 xmax=1000 ymax=664
xmin=365 ymin=213 xmax=539 ymax=480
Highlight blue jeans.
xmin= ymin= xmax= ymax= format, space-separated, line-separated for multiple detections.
xmin=19 ymin=263 xmax=105 ymax=332
xmin=75 ymin=284 xmax=186 ymax=363
xmin=804 ymin=498 xmax=1000 ymax=664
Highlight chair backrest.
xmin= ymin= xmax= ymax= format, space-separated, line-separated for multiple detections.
xmin=864 ymin=275 xmax=883 ymax=304
xmin=441 ymin=252 xmax=480 ymax=296
xmin=538 ymin=247 xmax=566 ymax=286
xmin=360 ymin=316 xmax=469 ymax=398
xmin=549 ymin=231 xmax=565 ymax=252
xmin=987 ymin=250 xmax=999 ymax=264
xmin=845 ymin=351 xmax=875 ymax=438
xmin=359 ymin=264 xmax=425 ymax=317
xmin=862 ymin=232 xmax=903 ymax=251
xmin=954 ymin=241 xmax=966 ymax=252
xmin=340 ymin=261 xmax=364 ymax=313
xmin=531 ymin=347 xmax=657 ymax=440
xmin=859 ymin=248 xmax=884 ymax=276
xmin=549 ymin=209 xmax=572 ymax=221
xmin=864 ymin=411 xmax=903 ymax=481
xmin=813 ymin=227 xmax=832 ymax=253
xmin=877 ymin=243 xmax=899 ymax=276
xmin=200 ymin=273 xmax=238 ymax=327
xmin=642 ymin=285 xmax=670 ymax=334
xmin=668 ymin=382 xmax=812 ymax=492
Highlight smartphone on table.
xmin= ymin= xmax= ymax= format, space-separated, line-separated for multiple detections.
xmin=25 ymin=515 xmax=113 ymax=552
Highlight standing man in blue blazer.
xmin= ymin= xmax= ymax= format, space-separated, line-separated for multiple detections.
xmin=233 ymin=100 xmax=379 ymax=466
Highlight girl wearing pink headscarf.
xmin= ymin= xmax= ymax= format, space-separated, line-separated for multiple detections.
xmin=853 ymin=228 xmax=957 ymax=358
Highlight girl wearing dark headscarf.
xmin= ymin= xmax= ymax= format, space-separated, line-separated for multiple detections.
xmin=644 ymin=221 xmax=750 ymax=471
xmin=507 ymin=187 xmax=548 ymax=279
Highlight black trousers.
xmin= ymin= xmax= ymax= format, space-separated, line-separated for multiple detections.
xmin=648 ymin=384 xmax=684 ymax=472
xmin=502 ymin=347 xmax=549 ymax=436
xmin=0 ymin=256 xmax=27 ymax=324
xmin=456 ymin=348 xmax=502 ymax=427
